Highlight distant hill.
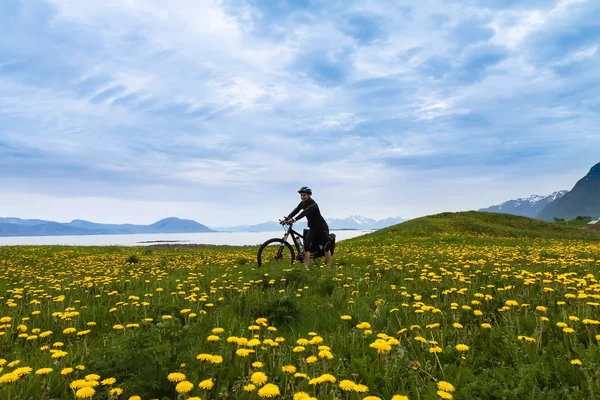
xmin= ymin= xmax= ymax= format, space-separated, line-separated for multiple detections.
xmin=147 ymin=217 xmax=213 ymax=233
xmin=537 ymin=162 xmax=600 ymax=221
xmin=478 ymin=191 xmax=568 ymax=218
xmin=210 ymin=215 xmax=404 ymax=232
xmin=354 ymin=211 xmax=600 ymax=241
xmin=0 ymin=217 xmax=214 ymax=237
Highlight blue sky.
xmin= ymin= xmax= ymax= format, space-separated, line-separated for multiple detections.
xmin=1 ymin=0 xmax=599 ymax=226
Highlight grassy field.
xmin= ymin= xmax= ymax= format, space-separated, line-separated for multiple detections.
xmin=551 ymin=219 xmax=595 ymax=229
xmin=1 ymin=212 xmax=600 ymax=400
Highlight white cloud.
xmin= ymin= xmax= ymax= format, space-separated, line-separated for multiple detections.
xmin=1 ymin=0 xmax=599 ymax=225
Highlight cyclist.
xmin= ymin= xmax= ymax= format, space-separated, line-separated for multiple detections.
xmin=285 ymin=186 xmax=331 ymax=269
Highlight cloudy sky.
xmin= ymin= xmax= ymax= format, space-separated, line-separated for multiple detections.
xmin=1 ymin=0 xmax=599 ymax=226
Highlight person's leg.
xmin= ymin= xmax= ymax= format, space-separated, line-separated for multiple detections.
xmin=303 ymin=250 xmax=311 ymax=268
xmin=324 ymin=250 xmax=331 ymax=266
xmin=303 ymin=229 xmax=316 ymax=269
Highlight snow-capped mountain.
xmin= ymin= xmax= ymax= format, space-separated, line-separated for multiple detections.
xmin=479 ymin=191 xmax=568 ymax=218
xmin=210 ymin=215 xmax=404 ymax=232
xmin=537 ymin=162 xmax=600 ymax=221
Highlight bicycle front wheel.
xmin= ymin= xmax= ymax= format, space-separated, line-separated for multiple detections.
xmin=257 ymin=238 xmax=294 ymax=267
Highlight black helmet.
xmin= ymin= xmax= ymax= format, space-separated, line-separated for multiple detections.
xmin=298 ymin=186 xmax=312 ymax=195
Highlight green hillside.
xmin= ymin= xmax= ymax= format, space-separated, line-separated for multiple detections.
xmin=352 ymin=211 xmax=600 ymax=241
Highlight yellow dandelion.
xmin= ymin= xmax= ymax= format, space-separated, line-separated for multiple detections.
xmin=168 ymin=372 xmax=186 ymax=382
xmin=339 ymin=380 xmax=356 ymax=391
xmin=455 ymin=344 xmax=469 ymax=352
xmin=258 ymin=383 xmax=280 ymax=398
xmin=251 ymin=372 xmax=268 ymax=386
xmin=282 ymin=365 xmax=296 ymax=373
xmin=75 ymin=387 xmax=95 ymax=399
xmin=437 ymin=390 xmax=453 ymax=399
xmin=353 ymin=384 xmax=369 ymax=393
xmin=437 ymin=381 xmax=455 ymax=392
xmin=175 ymin=380 xmax=194 ymax=393
xmin=35 ymin=368 xmax=53 ymax=375
xmin=199 ymin=378 xmax=214 ymax=390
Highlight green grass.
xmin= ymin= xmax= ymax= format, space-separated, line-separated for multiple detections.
xmin=364 ymin=211 xmax=600 ymax=240
xmin=551 ymin=219 xmax=595 ymax=229
xmin=1 ymin=211 xmax=600 ymax=400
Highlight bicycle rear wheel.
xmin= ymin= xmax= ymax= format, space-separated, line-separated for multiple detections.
xmin=257 ymin=238 xmax=294 ymax=267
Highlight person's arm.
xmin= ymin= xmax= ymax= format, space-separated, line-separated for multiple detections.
xmin=286 ymin=202 xmax=303 ymax=219
xmin=293 ymin=202 xmax=317 ymax=221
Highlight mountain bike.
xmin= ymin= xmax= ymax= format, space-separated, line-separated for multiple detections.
xmin=256 ymin=218 xmax=334 ymax=267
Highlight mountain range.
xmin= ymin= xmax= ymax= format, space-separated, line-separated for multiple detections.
xmin=479 ymin=162 xmax=600 ymax=221
xmin=0 ymin=215 xmax=404 ymax=237
xmin=478 ymin=191 xmax=568 ymax=218
xmin=0 ymin=217 xmax=214 ymax=237
xmin=209 ymin=215 xmax=405 ymax=232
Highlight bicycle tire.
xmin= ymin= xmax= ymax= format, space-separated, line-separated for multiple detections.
xmin=257 ymin=238 xmax=295 ymax=267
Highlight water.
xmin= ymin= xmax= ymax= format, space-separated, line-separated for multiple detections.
xmin=0 ymin=230 xmax=374 ymax=247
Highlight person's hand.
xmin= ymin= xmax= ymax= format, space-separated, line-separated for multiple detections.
xmin=286 ymin=218 xmax=295 ymax=224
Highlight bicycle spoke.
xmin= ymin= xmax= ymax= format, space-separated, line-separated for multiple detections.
xmin=259 ymin=242 xmax=291 ymax=266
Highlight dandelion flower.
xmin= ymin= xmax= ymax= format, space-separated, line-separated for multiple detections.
xmin=75 ymin=387 xmax=95 ymax=399
xmin=571 ymin=359 xmax=582 ymax=366
xmin=258 ymin=383 xmax=280 ymax=398
xmin=353 ymin=384 xmax=369 ymax=393
xmin=0 ymin=373 xmax=19 ymax=384
xmin=339 ymin=380 xmax=355 ymax=391
xmin=101 ymin=377 xmax=117 ymax=385
xmin=437 ymin=390 xmax=453 ymax=399
xmin=456 ymin=344 xmax=469 ymax=352
xmin=392 ymin=396 xmax=409 ymax=400
xmin=175 ymin=381 xmax=194 ymax=393
xmin=437 ymin=381 xmax=455 ymax=392
xmin=282 ymin=365 xmax=296 ymax=374
xmin=204 ymin=355 xmax=221 ymax=364
xmin=244 ymin=384 xmax=256 ymax=392
xmin=35 ymin=368 xmax=53 ymax=375
xmin=251 ymin=372 xmax=268 ymax=386
xmin=199 ymin=378 xmax=214 ymax=390
xmin=236 ymin=349 xmax=253 ymax=357
xmin=168 ymin=372 xmax=186 ymax=382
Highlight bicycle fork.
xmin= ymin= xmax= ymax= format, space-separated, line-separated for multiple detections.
xmin=275 ymin=233 xmax=289 ymax=260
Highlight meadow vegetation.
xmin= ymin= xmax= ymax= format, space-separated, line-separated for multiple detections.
xmin=1 ymin=212 xmax=600 ymax=400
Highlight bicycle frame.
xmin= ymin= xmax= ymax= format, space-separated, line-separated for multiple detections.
xmin=281 ymin=222 xmax=305 ymax=259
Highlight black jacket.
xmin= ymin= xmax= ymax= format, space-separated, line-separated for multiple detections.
xmin=287 ymin=198 xmax=328 ymax=229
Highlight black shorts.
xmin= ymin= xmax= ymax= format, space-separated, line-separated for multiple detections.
xmin=304 ymin=228 xmax=329 ymax=253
